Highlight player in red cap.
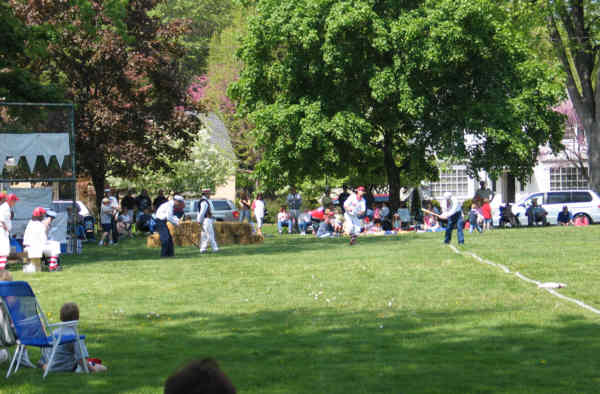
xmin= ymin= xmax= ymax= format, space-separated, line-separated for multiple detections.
xmin=0 ymin=191 xmax=6 ymax=205
xmin=23 ymin=207 xmax=62 ymax=271
xmin=0 ymin=194 xmax=19 ymax=270
xmin=343 ymin=186 xmax=367 ymax=245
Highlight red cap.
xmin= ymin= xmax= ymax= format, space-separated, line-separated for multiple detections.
xmin=0 ymin=192 xmax=6 ymax=200
xmin=356 ymin=186 xmax=366 ymax=192
xmin=33 ymin=207 xmax=46 ymax=217
xmin=7 ymin=194 xmax=19 ymax=202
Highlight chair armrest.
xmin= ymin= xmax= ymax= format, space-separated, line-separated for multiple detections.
xmin=47 ymin=320 xmax=79 ymax=328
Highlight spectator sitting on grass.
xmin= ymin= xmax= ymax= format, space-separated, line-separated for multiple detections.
xmin=164 ymin=358 xmax=236 ymax=394
xmin=317 ymin=214 xmax=335 ymax=238
xmin=277 ymin=206 xmax=291 ymax=235
xmin=557 ymin=205 xmax=574 ymax=226
xmin=297 ymin=209 xmax=311 ymax=235
xmin=40 ymin=302 xmax=107 ymax=373
xmin=526 ymin=199 xmax=548 ymax=226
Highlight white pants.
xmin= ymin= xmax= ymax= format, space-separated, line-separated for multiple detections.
xmin=26 ymin=240 xmax=61 ymax=259
xmin=344 ymin=213 xmax=362 ymax=236
xmin=200 ymin=219 xmax=218 ymax=252
xmin=0 ymin=228 xmax=9 ymax=256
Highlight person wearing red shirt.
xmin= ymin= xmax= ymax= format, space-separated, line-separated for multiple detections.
xmin=481 ymin=198 xmax=492 ymax=230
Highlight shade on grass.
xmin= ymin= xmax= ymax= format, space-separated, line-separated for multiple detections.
xmin=2 ymin=225 xmax=599 ymax=393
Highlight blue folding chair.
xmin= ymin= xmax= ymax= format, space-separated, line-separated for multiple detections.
xmin=0 ymin=281 xmax=88 ymax=378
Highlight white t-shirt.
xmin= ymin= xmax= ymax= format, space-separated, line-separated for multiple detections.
xmin=343 ymin=194 xmax=366 ymax=217
xmin=23 ymin=220 xmax=48 ymax=248
xmin=254 ymin=200 xmax=265 ymax=218
xmin=0 ymin=202 xmax=12 ymax=232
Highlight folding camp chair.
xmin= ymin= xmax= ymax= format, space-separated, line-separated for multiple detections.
xmin=0 ymin=281 xmax=89 ymax=378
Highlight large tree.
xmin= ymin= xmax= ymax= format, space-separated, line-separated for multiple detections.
xmin=10 ymin=0 xmax=201 ymax=209
xmin=231 ymin=0 xmax=565 ymax=208
xmin=545 ymin=0 xmax=600 ymax=191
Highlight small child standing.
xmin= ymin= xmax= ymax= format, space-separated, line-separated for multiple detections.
xmin=481 ymin=198 xmax=492 ymax=231
xmin=276 ymin=206 xmax=291 ymax=234
xmin=99 ymin=198 xmax=115 ymax=246
xmin=41 ymin=302 xmax=107 ymax=373
xmin=468 ymin=203 xmax=482 ymax=233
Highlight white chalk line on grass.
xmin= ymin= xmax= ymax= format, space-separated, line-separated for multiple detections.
xmin=448 ymin=245 xmax=600 ymax=316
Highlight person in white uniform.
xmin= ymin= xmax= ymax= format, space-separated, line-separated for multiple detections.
xmin=23 ymin=207 xmax=62 ymax=272
xmin=155 ymin=195 xmax=184 ymax=257
xmin=343 ymin=186 xmax=366 ymax=245
xmin=0 ymin=194 xmax=19 ymax=271
xmin=197 ymin=189 xmax=218 ymax=253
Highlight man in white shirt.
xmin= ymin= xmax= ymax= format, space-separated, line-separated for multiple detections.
xmin=198 ymin=189 xmax=218 ymax=253
xmin=155 ymin=195 xmax=185 ymax=257
xmin=105 ymin=188 xmax=120 ymax=244
xmin=0 ymin=194 xmax=19 ymax=270
xmin=439 ymin=191 xmax=464 ymax=245
xmin=344 ymin=186 xmax=367 ymax=245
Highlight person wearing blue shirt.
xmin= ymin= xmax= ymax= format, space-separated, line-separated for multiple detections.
xmin=557 ymin=205 xmax=573 ymax=226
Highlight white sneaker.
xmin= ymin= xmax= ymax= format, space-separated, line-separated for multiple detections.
xmin=98 ymin=240 xmax=104 ymax=246
xmin=301 ymin=232 xmax=306 ymax=235
xmin=0 ymin=349 xmax=9 ymax=364
xmin=109 ymin=240 xmax=114 ymax=245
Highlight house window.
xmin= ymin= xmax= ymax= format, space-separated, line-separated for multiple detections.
xmin=549 ymin=167 xmax=588 ymax=191
xmin=429 ymin=168 xmax=469 ymax=198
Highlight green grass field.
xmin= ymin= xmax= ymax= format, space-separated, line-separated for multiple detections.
xmin=2 ymin=225 xmax=600 ymax=393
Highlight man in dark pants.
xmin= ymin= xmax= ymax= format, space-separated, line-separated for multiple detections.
xmin=155 ymin=195 xmax=185 ymax=257
xmin=440 ymin=191 xmax=464 ymax=245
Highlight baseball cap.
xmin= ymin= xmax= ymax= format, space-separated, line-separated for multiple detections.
xmin=173 ymin=195 xmax=185 ymax=202
xmin=46 ymin=210 xmax=57 ymax=218
xmin=7 ymin=194 xmax=19 ymax=202
xmin=0 ymin=192 xmax=6 ymax=200
xmin=201 ymin=188 xmax=212 ymax=194
xmin=443 ymin=191 xmax=452 ymax=199
xmin=33 ymin=207 xmax=47 ymax=217
xmin=356 ymin=186 xmax=366 ymax=192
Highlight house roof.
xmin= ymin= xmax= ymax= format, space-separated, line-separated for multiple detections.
xmin=198 ymin=112 xmax=235 ymax=158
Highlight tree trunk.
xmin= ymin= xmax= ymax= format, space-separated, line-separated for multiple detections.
xmin=90 ymin=168 xmax=106 ymax=215
xmin=586 ymin=120 xmax=600 ymax=193
xmin=383 ymin=132 xmax=401 ymax=210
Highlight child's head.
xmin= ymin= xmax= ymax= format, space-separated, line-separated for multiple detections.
xmin=280 ymin=205 xmax=286 ymax=212
xmin=0 ymin=270 xmax=13 ymax=281
xmin=164 ymin=358 xmax=236 ymax=394
xmin=102 ymin=197 xmax=110 ymax=205
xmin=471 ymin=203 xmax=477 ymax=209
xmin=60 ymin=302 xmax=80 ymax=321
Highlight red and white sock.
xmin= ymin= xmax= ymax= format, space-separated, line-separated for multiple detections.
xmin=48 ymin=257 xmax=58 ymax=271
xmin=0 ymin=256 xmax=6 ymax=270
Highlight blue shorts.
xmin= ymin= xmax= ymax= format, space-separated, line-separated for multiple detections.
xmin=101 ymin=223 xmax=112 ymax=232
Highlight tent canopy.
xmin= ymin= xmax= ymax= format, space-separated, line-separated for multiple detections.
xmin=0 ymin=133 xmax=70 ymax=173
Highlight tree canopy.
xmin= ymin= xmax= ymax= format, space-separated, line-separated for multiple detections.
xmin=231 ymin=0 xmax=565 ymax=207
xmin=9 ymin=0 xmax=201 ymax=208
xmin=543 ymin=0 xmax=600 ymax=191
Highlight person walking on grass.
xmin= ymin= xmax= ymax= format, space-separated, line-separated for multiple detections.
xmin=155 ymin=195 xmax=185 ymax=257
xmin=198 ymin=189 xmax=218 ymax=253
xmin=439 ymin=191 xmax=464 ymax=245
xmin=344 ymin=186 xmax=366 ymax=245
xmin=253 ymin=193 xmax=265 ymax=237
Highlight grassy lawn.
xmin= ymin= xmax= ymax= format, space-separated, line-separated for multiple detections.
xmin=2 ymin=225 xmax=600 ymax=393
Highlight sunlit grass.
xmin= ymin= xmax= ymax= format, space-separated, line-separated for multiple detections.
xmin=2 ymin=225 xmax=600 ymax=393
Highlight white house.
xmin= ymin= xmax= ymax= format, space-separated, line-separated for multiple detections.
xmin=421 ymin=125 xmax=588 ymax=210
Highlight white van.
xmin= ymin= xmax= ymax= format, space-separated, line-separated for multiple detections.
xmin=494 ymin=190 xmax=600 ymax=226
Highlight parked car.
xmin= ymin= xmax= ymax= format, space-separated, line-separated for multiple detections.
xmin=183 ymin=199 xmax=239 ymax=222
xmin=51 ymin=200 xmax=91 ymax=217
xmin=493 ymin=190 xmax=600 ymax=226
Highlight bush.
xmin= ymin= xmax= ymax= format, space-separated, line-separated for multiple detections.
xmin=462 ymin=198 xmax=473 ymax=215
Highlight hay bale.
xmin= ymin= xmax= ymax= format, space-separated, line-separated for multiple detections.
xmin=147 ymin=233 xmax=161 ymax=248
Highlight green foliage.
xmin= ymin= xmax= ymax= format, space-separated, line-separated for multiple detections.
xmin=110 ymin=129 xmax=235 ymax=195
xmin=231 ymin=0 xmax=565 ymax=205
xmin=151 ymin=0 xmax=235 ymax=78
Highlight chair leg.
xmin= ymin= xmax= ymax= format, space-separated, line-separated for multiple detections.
xmin=13 ymin=345 xmax=25 ymax=375
xmin=6 ymin=345 xmax=22 ymax=378
xmin=76 ymin=338 xmax=89 ymax=374
xmin=43 ymin=343 xmax=60 ymax=379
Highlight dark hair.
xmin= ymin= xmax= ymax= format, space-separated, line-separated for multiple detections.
xmin=164 ymin=358 xmax=236 ymax=394
xmin=31 ymin=215 xmax=43 ymax=221
xmin=60 ymin=302 xmax=79 ymax=321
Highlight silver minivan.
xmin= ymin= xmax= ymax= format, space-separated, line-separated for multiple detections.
xmin=496 ymin=190 xmax=600 ymax=225
xmin=183 ymin=199 xmax=239 ymax=222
